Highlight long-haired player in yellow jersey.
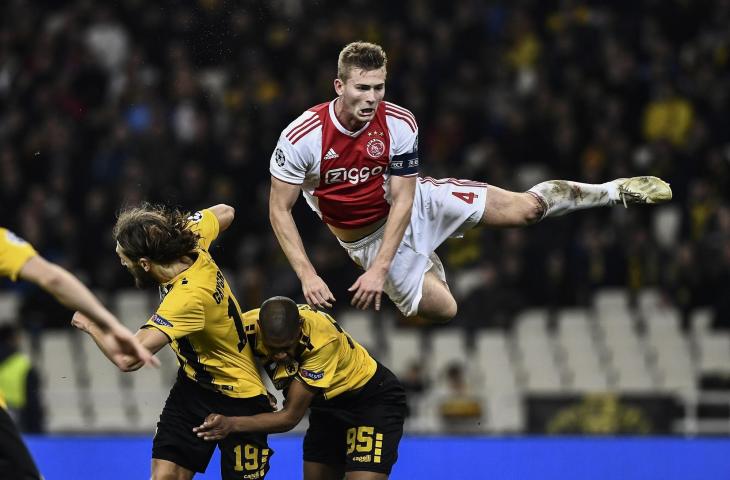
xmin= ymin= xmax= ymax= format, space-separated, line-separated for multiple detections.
xmin=0 ymin=227 xmax=157 ymax=479
xmin=72 ymin=204 xmax=274 ymax=480
xmin=194 ymin=297 xmax=408 ymax=480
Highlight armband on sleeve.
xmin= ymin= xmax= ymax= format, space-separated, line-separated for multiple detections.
xmin=389 ymin=151 xmax=419 ymax=176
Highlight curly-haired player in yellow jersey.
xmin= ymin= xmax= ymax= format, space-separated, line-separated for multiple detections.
xmin=0 ymin=227 xmax=157 ymax=480
xmin=73 ymin=204 xmax=274 ymax=480
xmin=195 ymin=297 xmax=408 ymax=480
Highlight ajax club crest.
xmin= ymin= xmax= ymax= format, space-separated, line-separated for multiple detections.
xmin=366 ymin=138 xmax=385 ymax=158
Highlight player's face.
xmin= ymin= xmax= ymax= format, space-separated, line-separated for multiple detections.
xmin=116 ymin=243 xmax=157 ymax=289
xmin=264 ymin=334 xmax=300 ymax=363
xmin=334 ymin=67 xmax=386 ymax=128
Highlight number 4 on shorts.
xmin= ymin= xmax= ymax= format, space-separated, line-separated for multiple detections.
xmin=452 ymin=191 xmax=477 ymax=204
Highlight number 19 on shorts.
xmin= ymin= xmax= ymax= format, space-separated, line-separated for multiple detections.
xmin=234 ymin=444 xmax=270 ymax=477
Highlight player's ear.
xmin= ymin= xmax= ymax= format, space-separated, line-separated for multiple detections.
xmin=139 ymin=257 xmax=151 ymax=272
xmin=334 ymin=78 xmax=344 ymax=96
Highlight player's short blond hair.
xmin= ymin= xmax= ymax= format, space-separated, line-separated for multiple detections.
xmin=337 ymin=41 xmax=387 ymax=81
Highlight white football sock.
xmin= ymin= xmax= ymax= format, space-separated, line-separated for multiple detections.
xmin=528 ymin=180 xmax=620 ymax=220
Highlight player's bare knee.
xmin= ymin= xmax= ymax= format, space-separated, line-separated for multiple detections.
xmin=417 ymin=299 xmax=457 ymax=324
xmin=440 ymin=300 xmax=457 ymax=323
xmin=435 ymin=304 xmax=458 ymax=324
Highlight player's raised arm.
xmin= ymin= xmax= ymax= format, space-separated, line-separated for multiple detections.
xmin=349 ymin=174 xmax=416 ymax=311
xmin=207 ymin=204 xmax=235 ymax=232
xmin=19 ymin=256 xmax=159 ymax=368
xmin=269 ymin=176 xmax=335 ymax=309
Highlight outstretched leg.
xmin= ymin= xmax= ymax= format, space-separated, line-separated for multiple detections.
xmin=480 ymin=176 xmax=672 ymax=227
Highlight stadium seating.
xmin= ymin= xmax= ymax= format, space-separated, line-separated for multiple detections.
xmin=594 ymin=299 xmax=657 ymax=392
xmin=1 ymin=287 xmax=727 ymax=435
xmin=475 ymin=331 xmax=522 ymax=431
xmin=429 ymin=328 xmax=470 ymax=380
xmin=338 ymin=310 xmax=378 ymax=354
xmin=643 ymin=308 xmax=696 ymax=394
xmin=77 ymin=333 xmax=134 ymax=431
xmin=0 ymin=292 xmax=20 ymax=324
xmin=513 ymin=309 xmax=564 ymax=393
xmin=40 ymin=331 xmax=89 ymax=431
xmin=556 ymin=309 xmax=610 ymax=392
xmin=698 ymin=332 xmax=730 ymax=376
xmin=115 ymin=290 xmax=154 ymax=331
xmin=380 ymin=328 xmax=424 ymax=380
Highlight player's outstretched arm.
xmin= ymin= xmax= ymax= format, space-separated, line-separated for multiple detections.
xmin=20 ymin=256 xmax=159 ymax=368
xmin=349 ymin=175 xmax=416 ymax=311
xmin=207 ymin=204 xmax=235 ymax=232
xmin=194 ymin=378 xmax=316 ymax=440
xmin=269 ymin=176 xmax=335 ymax=309
xmin=72 ymin=312 xmax=166 ymax=371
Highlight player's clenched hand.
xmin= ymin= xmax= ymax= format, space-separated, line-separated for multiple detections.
xmin=348 ymin=268 xmax=386 ymax=311
xmin=301 ymin=273 xmax=335 ymax=310
xmin=194 ymin=414 xmax=233 ymax=441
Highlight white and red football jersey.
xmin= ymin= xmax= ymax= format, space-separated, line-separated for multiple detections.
xmin=270 ymin=99 xmax=419 ymax=229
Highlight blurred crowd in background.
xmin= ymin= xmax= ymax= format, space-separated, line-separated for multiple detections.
xmin=1 ymin=0 xmax=729 ymax=332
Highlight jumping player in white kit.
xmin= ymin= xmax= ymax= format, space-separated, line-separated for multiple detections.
xmin=269 ymin=41 xmax=672 ymax=323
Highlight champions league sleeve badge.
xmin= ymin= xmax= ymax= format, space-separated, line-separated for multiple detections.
xmin=274 ymin=148 xmax=286 ymax=167
xmin=187 ymin=211 xmax=203 ymax=222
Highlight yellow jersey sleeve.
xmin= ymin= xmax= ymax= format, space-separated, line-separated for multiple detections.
xmin=187 ymin=209 xmax=219 ymax=251
xmin=297 ymin=307 xmax=377 ymax=399
xmin=0 ymin=228 xmax=38 ymax=281
xmin=144 ymin=285 xmax=205 ymax=339
xmin=298 ymin=339 xmax=339 ymax=389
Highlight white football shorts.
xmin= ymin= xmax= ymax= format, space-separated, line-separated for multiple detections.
xmin=338 ymin=176 xmax=488 ymax=316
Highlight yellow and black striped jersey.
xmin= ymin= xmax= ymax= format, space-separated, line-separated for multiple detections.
xmin=0 ymin=227 xmax=37 ymax=282
xmin=242 ymin=305 xmax=377 ymax=400
xmin=141 ymin=209 xmax=266 ymax=399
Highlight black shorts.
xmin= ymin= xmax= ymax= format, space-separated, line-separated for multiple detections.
xmin=0 ymin=407 xmax=41 ymax=480
xmin=303 ymin=363 xmax=407 ymax=474
xmin=153 ymin=371 xmax=274 ymax=479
